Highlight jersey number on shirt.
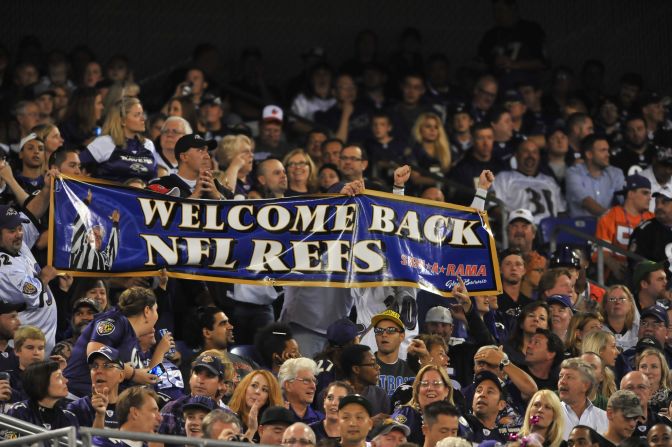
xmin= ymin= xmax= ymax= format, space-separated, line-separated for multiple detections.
xmin=525 ymin=188 xmax=554 ymax=216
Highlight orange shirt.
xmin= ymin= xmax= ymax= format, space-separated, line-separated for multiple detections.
xmin=595 ymin=205 xmax=654 ymax=261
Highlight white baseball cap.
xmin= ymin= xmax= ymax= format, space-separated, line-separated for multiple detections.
xmin=262 ymin=105 xmax=283 ymax=123
xmin=507 ymin=208 xmax=534 ymax=225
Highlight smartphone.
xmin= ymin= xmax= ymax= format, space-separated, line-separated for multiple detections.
xmin=148 ymin=363 xmax=166 ymax=376
xmin=0 ymin=372 xmax=10 ymax=381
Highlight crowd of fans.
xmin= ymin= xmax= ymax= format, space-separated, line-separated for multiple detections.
xmin=1 ymin=1 xmax=672 ymax=446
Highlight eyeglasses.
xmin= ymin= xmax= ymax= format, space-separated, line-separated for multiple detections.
xmin=282 ymin=439 xmax=315 ymax=446
xmin=89 ymin=363 xmax=122 ymax=371
xmin=606 ymin=297 xmax=627 ymax=303
xmin=339 ymin=156 xmax=362 ymax=162
xmin=287 ymin=161 xmax=309 ymax=168
xmin=290 ymin=377 xmax=317 ymax=385
xmin=374 ymin=327 xmax=403 ymax=335
xmin=640 ymin=320 xmax=665 ymax=328
xmin=419 ymin=380 xmax=445 ymax=389
xmin=161 ymin=128 xmax=186 ymax=136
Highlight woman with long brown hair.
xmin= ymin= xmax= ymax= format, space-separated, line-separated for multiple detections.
xmin=227 ymin=370 xmax=284 ymax=441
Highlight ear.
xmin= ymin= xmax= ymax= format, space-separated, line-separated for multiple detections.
xmin=497 ymin=399 xmax=507 ymax=412
xmin=422 ymin=423 xmax=428 ymax=437
xmin=361 ymin=159 xmax=368 ymax=171
xmin=202 ymin=326 xmax=211 ymax=341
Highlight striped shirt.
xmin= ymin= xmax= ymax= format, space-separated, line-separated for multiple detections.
xmin=69 ymin=209 xmax=119 ymax=271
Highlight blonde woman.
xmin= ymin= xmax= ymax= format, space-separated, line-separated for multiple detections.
xmin=580 ymin=351 xmax=614 ymax=407
xmin=283 ymin=149 xmax=318 ymax=195
xmin=214 ymin=134 xmax=254 ymax=199
xmin=599 ymin=285 xmax=639 ymax=351
xmin=409 ymin=112 xmax=452 ymax=188
xmin=102 ymin=81 xmax=141 ymax=120
xmin=32 ymin=123 xmax=64 ymax=156
xmin=519 ymin=390 xmax=564 ymax=447
xmin=391 ymin=365 xmax=456 ymax=446
xmin=227 ymin=370 xmax=284 ymax=441
xmin=637 ymin=348 xmax=672 ymax=414
xmin=80 ymin=97 xmax=157 ymax=183
xmin=581 ymin=330 xmax=619 ymax=406
xmin=565 ymin=311 xmax=603 ymax=357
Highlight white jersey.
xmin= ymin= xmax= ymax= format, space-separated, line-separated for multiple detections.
xmin=493 ymin=170 xmax=566 ymax=224
xmin=0 ymin=214 xmax=56 ymax=352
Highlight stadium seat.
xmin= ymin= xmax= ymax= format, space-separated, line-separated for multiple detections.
xmin=538 ymin=216 xmax=597 ymax=250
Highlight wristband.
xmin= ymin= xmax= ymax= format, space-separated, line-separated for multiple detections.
xmin=393 ymin=185 xmax=405 ymax=189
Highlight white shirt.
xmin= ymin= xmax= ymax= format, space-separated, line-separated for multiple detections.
xmin=561 ymin=400 xmax=608 ymax=440
xmin=493 ymin=170 xmax=566 ymax=224
xmin=0 ymin=214 xmax=57 ymax=353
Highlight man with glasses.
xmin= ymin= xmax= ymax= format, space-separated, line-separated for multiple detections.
xmin=158 ymin=353 xmax=231 ymax=438
xmin=371 ymin=310 xmax=415 ymax=396
xmin=155 ymin=116 xmax=192 ymax=175
xmin=67 ymin=346 xmax=124 ymax=428
xmin=623 ymin=306 xmax=672 ymax=368
xmin=595 ymin=174 xmax=653 ymax=282
xmin=603 ymin=390 xmax=644 ymax=446
xmin=341 ymin=344 xmax=390 ymax=415
xmin=149 ymin=134 xmax=230 ymax=199
xmin=337 ymin=394 xmax=374 ymax=447
xmin=335 ymin=145 xmax=383 ymax=191
xmin=279 ymin=357 xmax=323 ymax=424
xmin=281 ymin=422 xmax=316 ymax=447
xmin=619 ymin=371 xmax=669 ymax=438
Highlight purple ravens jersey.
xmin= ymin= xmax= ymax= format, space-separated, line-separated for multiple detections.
xmin=64 ymin=308 xmax=141 ymax=397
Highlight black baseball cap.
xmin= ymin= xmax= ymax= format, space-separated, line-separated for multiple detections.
xmin=182 ymin=395 xmax=218 ymax=413
xmin=260 ymin=406 xmax=296 ymax=426
xmin=191 ymin=353 xmax=225 ymax=377
xmin=174 ymin=134 xmax=217 ymax=159
xmin=338 ymin=394 xmax=373 ymax=416
xmin=473 ymin=371 xmax=506 ymax=399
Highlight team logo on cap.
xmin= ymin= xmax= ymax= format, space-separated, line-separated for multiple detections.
xmin=199 ymin=355 xmax=214 ymax=363
xmin=96 ymin=319 xmax=116 ymax=336
xmin=6 ymin=208 xmax=18 ymax=216
xmin=394 ymin=415 xmax=407 ymax=424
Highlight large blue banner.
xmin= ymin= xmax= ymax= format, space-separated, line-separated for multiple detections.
xmin=48 ymin=176 xmax=502 ymax=296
